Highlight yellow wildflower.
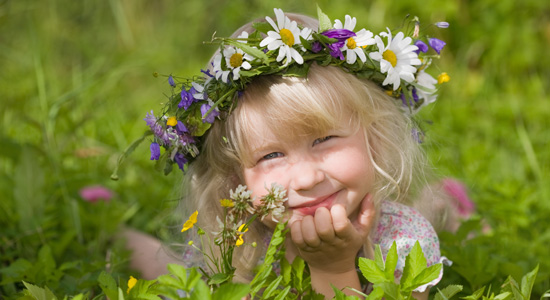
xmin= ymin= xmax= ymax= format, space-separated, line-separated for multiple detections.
xmin=127 ymin=276 xmax=137 ymax=294
xmin=220 ymin=198 xmax=235 ymax=208
xmin=237 ymin=224 xmax=249 ymax=233
xmin=438 ymin=72 xmax=450 ymax=84
xmin=181 ymin=210 xmax=198 ymax=232
xmin=166 ymin=116 xmax=177 ymax=126
xmin=236 ymin=234 xmax=244 ymax=247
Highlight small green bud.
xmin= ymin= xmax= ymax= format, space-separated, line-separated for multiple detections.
xmin=251 ymin=242 xmax=257 ymax=248
xmin=188 ymin=240 xmax=194 ymax=246
xmin=153 ymin=72 xmax=159 ymax=77
xmin=198 ymin=228 xmax=205 ymax=235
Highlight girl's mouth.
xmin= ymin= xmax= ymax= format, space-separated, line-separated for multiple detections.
xmin=292 ymin=192 xmax=338 ymax=216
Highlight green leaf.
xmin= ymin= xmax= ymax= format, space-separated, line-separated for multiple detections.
xmin=212 ymin=283 xmax=250 ymax=300
xmin=358 ymin=257 xmax=387 ymax=283
xmin=208 ymin=272 xmax=231 ymax=285
xmin=434 ymin=285 xmax=463 ymax=300
xmin=462 ymin=286 xmax=485 ymax=300
xmin=291 ymin=257 xmax=306 ymax=292
xmin=376 ymin=282 xmax=401 ymax=300
xmin=400 ymin=241 xmax=427 ymax=290
xmin=283 ymin=63 xmax=310 ymax=77
xmin=520 ymin=264 xmax=538 ymax=300
xmin=225 ymin=39 xmax=269 ymax=65
xmin=316 ymin=5 xmax=332 ymax=32
xmin=98 ymin=271 xmax=118 ymax=300
xmin=384 ymin=242 xmax=398 ymax=281
xmin=280 ymin=257 xmax=292 ymax=285
xmin=167 ymin=263 xmax=187 ymax=283
xmin=493 ymin=292 xmax=511 ymax=300
xmin=252 ymin=22 xmax=273 ymax=34
xmin=410 ymin=264 xmax=442 ymax=289
xmin=273 ymin=286 xmax=292 ymax=300
xmin=22 ymin=281 xmax=57 ymax=300
xmin=262 ymin=275 xmax=283 ymax=298
xmin=366 ymin=286 xmax=385 ymax=300
xmin=190 ymin=280 xmax=212 ymax=300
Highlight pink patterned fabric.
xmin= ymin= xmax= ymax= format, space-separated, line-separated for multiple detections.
xmin=372 ymin=201 xmax=449 ymax=292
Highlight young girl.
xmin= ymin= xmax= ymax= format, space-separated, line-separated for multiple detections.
xmin=130 ymin=8 xmax=451 ymax=299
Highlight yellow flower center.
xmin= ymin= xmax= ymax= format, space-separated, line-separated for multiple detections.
xmin=280 ymin=28 xmax=295 ymax=46
xmin=229 ymin=53 xmax=243 ymax=68
xmin=346 ymin=37 xmax=357 ymax=49
xmin=382 ymin=49 xmax=398 ymax=67
xmin=220 ymin=198 xmax=235 ymax=208
xmin=166 ymin=116 xmax=177 ymax=126
xmin=438 ymin=72 xmax=450 ymax=84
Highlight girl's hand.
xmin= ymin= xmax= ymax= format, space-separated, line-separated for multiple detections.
xmin=289 ymin=194 xmax=375 ymax=274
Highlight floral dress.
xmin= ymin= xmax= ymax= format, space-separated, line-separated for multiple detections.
xmin=370 ymin=200 xmax=450 ymax=292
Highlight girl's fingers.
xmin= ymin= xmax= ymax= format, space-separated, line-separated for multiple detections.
xmin=353 ymin=194 xmax=375 ymax=236
xmin=331 ymin=204 xmax=355 ymax=239
xmin=314 ymin=207 xmax=335 ymax=241
xmin=299 ymin=215 xmax=322 ymax=248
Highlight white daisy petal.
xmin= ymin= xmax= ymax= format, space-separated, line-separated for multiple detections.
xmin=274 ymin=8 xmax=285 ymax=30
xmin=290 ymin=48 xmax=304 ymax=64
xmin=265 ymin=15 xmax=278 ymax=31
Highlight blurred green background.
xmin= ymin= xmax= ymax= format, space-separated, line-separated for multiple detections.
xmin=1 ymin=0 xmax=549 ymax=298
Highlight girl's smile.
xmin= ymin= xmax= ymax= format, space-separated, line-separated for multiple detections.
xmin=242 ymin=111 xmax=375 ymax=227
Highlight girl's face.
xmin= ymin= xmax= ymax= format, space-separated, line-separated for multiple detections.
xmin=242 ymin=111 xmax=375 ymax=228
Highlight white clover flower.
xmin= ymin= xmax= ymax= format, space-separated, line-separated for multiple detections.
xmin=259 ymin=8 xmax=310 ymax=66
xmin=262 ymin=183 xmax=288 ymax=222
xmin=369 ymin=28 xmax=422 ymax=90
xmin=334 ymin=15 xmax=375 ymax=64
xmin=213 ymin=32 xmax=254 ymax=83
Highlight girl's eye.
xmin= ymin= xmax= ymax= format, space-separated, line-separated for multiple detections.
xmin=313 ymin=136 xmax=334 ymax=146
xmin=261 ymin=152 xmax=284 ymax=161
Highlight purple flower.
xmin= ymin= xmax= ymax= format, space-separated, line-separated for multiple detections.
xmin=179 ymin=86 xmax=197 ymax=109
xmin=322 ymin=29 xmax=356 ymax=40
xmin=144 ymin=111 xmax=173 ymax=145
xmin=174 ymin=152 xmax=187 ymax=171
xmin=311 ymin=41 xmax=323 ymax=53
xmin=327 ymin=42 xmax=345 ymax=60
xmin=168 ymin=75 xmax=175 ymax=87
xmin=150 ymin=142 xmax=161 ymax=160
xmin=80 ymin=185 xmax=114 ymax=203
xmin=414 ymin=40 xmax=428 ymax=54
xmin=201 ymin=69 xmax=213 ymax=78
xmin=435 ymin=22 xmax=449 ymax=28
xmin=429 ymin=38 xmax=446 ymax=54
xmin=200 ymin=103 xmax=220 ymax=124
xmin=175 ymin=121 xmax=188 ymax=134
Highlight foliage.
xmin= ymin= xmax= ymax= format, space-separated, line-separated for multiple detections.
xmin=1 ymin=0 xmax=549 ymax=299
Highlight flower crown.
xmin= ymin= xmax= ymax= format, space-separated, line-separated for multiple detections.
xmin=144 ymin=7 xmax=449 ymax=174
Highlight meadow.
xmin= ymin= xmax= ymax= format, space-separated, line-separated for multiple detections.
xmin=1 ymin=0 xmax=549 ymax=298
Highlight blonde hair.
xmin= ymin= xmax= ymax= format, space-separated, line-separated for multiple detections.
xmin=177 ymin=13 xmax=429 ymax=281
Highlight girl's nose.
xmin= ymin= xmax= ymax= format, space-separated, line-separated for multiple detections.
xmin=288 ymin=159 xmax=325 ymax=192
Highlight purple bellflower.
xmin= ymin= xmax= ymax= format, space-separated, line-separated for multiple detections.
xmin=174 ymin=152 xmax=187 ymax=171
xmin=322 ymin=29 xmax=356 ymax=60
xmin=150 ymin=142 xmax=161 ymax=160
xmin=201 ymin=103 xmax=220 ymax=124
xmin=168 ymin=75 xmax=176 ymax=87
xmin=435 ymin=22 xmax=449 ymax=28
xmin=179 ymin=86 xmax=197 ymax=110
xmin=414 ymin=40 xmax=429 ymax=54
xmin=429 ymin=38 xmax=446 ymax=54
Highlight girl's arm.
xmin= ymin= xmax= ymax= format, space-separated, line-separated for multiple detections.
xmin=289 ymin=195 xmax=375 ymax=298
xmin=121 ymin=228 xmax=182 ymax=279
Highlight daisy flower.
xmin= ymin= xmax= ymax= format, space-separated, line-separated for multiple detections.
xmin=333 ymin=15 xmax=375 ymax=64
xmin=369 ymin=28 xmax=422 ymax=90
xmin=415 ymin=69 xmax=438 ymax=107
xmin=213 ymin=32 xmax=254 ymax=83
xmin=259 ymin=8 xmax=311 ymax=66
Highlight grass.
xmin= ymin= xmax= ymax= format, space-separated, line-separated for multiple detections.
xmin=1 ymin=0 xmax=549 ymax=298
